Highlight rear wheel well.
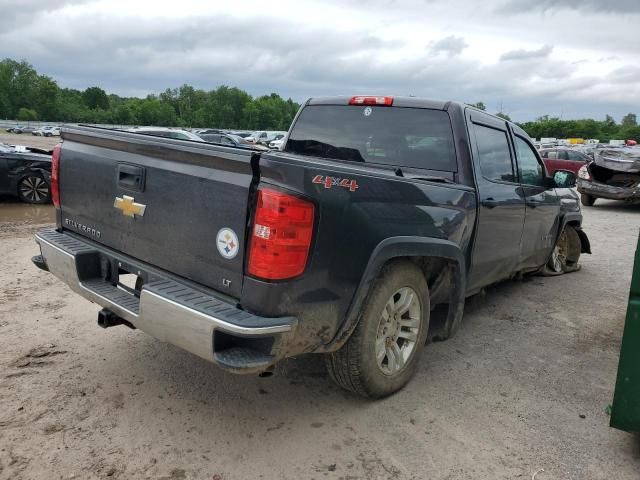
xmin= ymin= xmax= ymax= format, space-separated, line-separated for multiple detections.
xmin=390 ymin=255 xmax=464 ymax=340
xmin=406 ymin=256 xmax=456 ymax=306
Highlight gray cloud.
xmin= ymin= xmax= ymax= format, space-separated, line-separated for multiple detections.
xmin=0 ymin=0 xmax=91 ymax=24
xmin=430 ymin=35 xmax=468 ymax=57
xmin=0 ymin=2 xmax=638 ymax=122
xmin=499 ymin=0 xmax=640 ymax=14
xmin=500 ymin=45 xmax=553 ymax=61
xmin=606 ymin=66 xmax=640 ymax=85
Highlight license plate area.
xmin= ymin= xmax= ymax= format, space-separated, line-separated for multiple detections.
xmin=117 ymin=271 xmax=141 ymax=297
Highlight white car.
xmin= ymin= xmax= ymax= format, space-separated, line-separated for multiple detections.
xmin=127 ymin=127 xmax=205 ymax=142
xmin=33 ymin=126 xmax=61 ymax=137
xmin=268 ymin=135 xmax=287 ymax=149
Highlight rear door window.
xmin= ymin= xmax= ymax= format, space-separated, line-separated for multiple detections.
xmin=286 ymin=105 xmax=457 ymax=171
xmin=567 ymin=151 xmax=587 ymax=162
xmin=473 ymin=124 xmax=515 ymax=183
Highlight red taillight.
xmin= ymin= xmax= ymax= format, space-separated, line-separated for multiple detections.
xmin=51 ymin=143 xmax=61 ymax=207
xmin=349 ymin=96 xmax=394 ymax=106
xmin=578 ymin=164 xmax=591 ymax=181
xmin=247 ymin=189 xmax=315 ymax=280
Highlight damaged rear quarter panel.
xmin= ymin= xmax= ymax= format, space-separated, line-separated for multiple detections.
xmin=239 ymin=152 xmax=476 ymax=353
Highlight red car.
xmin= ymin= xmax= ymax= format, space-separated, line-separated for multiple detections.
xmin=539 ymin=148 xmax=591 ymax=176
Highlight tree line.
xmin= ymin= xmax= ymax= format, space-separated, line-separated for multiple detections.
xmin=1 ymin=58 xmax=638 ymax=140
xmin=468 ymin=102 xmax=640 ymax=142
xmin=0 ymin=59 xmax=299 ymax=130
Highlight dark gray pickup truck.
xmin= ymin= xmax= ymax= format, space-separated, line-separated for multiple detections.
xmin=33 ymin=96 xmax=590 ymax=397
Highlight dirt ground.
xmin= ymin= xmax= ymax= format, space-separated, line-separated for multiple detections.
xmin=0 ymin=198 xmax=639 ymax=480
xmin=0 ymin=132 xmax=60 ymax=150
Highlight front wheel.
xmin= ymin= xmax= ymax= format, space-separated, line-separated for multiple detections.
xmin=325 ymin=260 xmax=430 ymax=398
xmin=580 ymin=193 xmax=596 ymax=206
xmin=17 ymin=174 xmax=50 ymax=204
xmin=545 ymin=225 xmax=582 ymax=274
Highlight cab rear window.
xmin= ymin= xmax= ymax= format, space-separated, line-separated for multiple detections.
xmin=286 ymin=105 xmax=457 ymax=172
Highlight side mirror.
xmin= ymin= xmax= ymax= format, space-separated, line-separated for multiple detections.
xmin=553 ymin=169 xmax=577 ymax=188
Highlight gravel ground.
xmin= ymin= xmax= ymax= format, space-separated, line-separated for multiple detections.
xmin=0 ymin=132 xmax=60 ymax=150
xmin=0 ymin=198 xmax=639 ymax=479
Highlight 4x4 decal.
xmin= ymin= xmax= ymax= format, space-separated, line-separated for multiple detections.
xmin=312 ymin=175 xmax=359 ymax=192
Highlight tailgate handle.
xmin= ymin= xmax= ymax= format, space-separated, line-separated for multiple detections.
xmin=117 ymin=163 xmax=145 ymax=192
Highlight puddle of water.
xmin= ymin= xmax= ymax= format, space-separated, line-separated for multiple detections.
xmin=0 ymin=199 xmax=56 ymax=224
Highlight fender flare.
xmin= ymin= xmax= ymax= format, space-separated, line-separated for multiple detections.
xmin=327 ymin=236 xmax=467 ymax=350
xmin=561 ymin=212 xmax=591 ymax=254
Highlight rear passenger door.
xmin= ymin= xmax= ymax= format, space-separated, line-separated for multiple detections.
xmin=467 ymin=114 xmax=525 ymax=292
xmin=513 ymin=134 xmax=561 ymax=269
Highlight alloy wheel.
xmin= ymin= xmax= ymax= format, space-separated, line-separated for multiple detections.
xmin=19 ymin=176 xmax=49 ymax=203
xmin=375 ymin=287 xmax=421 ymax=375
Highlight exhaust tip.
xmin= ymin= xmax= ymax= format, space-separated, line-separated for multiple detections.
xmin=258 ymin=369 xmax=274 ymax=378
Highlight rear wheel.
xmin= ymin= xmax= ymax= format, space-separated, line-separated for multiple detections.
xmin=325 ymin=260 xmax=429 ymax=398
xmin=17 ymin=174 xmax=50 ymax=204
xmin=580 ymin=193 xmax=596 ymax=206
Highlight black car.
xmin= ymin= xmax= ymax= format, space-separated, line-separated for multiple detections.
xmin=0 ymin=144 xmax=52 ymax=204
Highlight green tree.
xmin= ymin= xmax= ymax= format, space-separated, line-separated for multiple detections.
xmin=621 ymin=113 xmax=637 ymax=128
xmin=82 ymin=86 xmax=109 ymax=110
xmin=496 ymin=112 xmax=511 ymax=121
xmin=16 ymin=107 xmax=38 ymax=121
xmin=468 ymin=102 xmax=486 ymax=111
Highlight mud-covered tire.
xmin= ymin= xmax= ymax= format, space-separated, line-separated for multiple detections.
xmin=580 ymin=193 xmax=596 ymax=206
xmin=545 ymin=225 xmax=582 ymax=274
xmin=325 ymin=260 xmax=430 ymax=398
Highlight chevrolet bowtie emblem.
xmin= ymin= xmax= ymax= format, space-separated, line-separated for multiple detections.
xmin=114 ymin=195 xmax=146 ymax=218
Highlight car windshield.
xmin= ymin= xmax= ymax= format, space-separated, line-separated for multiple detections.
xmin=286 ymin=105 xmax=457 ymax=171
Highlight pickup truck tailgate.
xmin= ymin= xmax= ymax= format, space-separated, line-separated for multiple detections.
xmin=58 ymin=127 xmax=254 ymax=298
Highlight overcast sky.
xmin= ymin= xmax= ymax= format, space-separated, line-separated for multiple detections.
xmin=1 ymin=0 xmax=639 ymax=121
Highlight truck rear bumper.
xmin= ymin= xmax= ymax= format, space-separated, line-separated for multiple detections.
xmin=34 ymin=228 xmax=297 ymax=374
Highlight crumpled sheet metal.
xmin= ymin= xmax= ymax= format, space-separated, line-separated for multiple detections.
xmin=594 ymin=148 xmax=640 ymax=173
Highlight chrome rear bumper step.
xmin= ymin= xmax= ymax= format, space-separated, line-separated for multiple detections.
xmin=34 ymin=228 xmax=296 ymax=372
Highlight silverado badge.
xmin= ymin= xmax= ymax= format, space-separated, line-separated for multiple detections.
xmin=114 ymin=195 xmax=146 ymax=218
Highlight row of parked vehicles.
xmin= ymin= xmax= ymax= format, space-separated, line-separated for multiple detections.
xmin=2 ymin=122 xmax=638 ymax=206
xmin=5 ymin=125 xmax=61 ymax=136
xmin=537 ymin=145 xmax=640 ymax=206
xmin=112 ymin=127 xmax=287 ymax=151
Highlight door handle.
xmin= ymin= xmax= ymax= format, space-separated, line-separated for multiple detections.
xmin=481 ymin=198 xmax=498 ymax=209
xmin=526 ymin=201 xmax=540 ymax=208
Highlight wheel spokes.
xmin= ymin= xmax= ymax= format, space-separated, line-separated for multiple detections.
xmin=389 ymin=343 xmax=404 ymax=370
xmin=395 ymin=289 xmax=414 ymax=315
xmin=397 ymin=329 xmax=417 ymax=343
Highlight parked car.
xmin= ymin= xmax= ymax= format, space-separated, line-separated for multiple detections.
xmin=199 ymin=133 xmax=270 ymax=151
xmin=33 ymin=126 xmax=61 ymax=137
xmin=32 ymin=96 xmax=590 ymax=398
xmin=0 ymin=143 xmax=52 ymax=203
xmin=194 ymin=129 xmax=223 ymax=135
xmin=577 ymin=148 xmax=640 ymax=206
xmin=12 ymin=125 xmax=37 ymax=134
xmin=268 ymin=134 xmax=286 ymax=149
xmin=126 ymin=127 xmax=205 ymax=142
xmin=539 ymin=148 xmax=591 ymax=176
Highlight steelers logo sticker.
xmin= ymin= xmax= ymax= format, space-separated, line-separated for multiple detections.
xmin=363 ymin=106 xmax=373 ymax=117
xmin=216 ymin=228 xmax=239 ymax=260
